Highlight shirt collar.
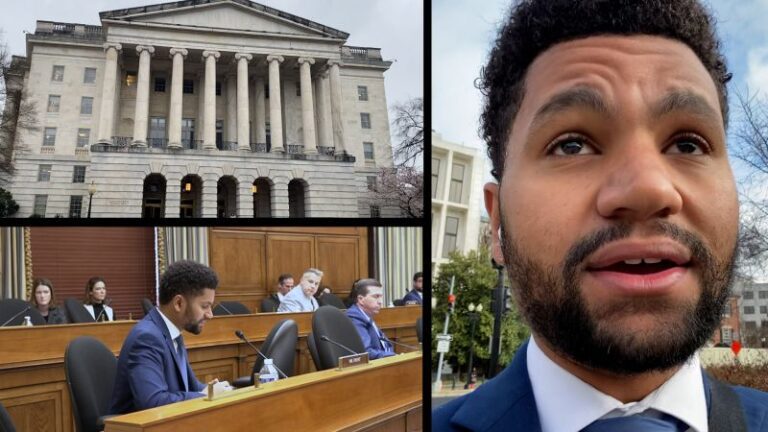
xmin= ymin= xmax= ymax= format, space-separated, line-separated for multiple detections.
xmin=156 ymin=308 xmax=182 ymax=341
xmin=527 ymin=335 xmax=708 ymax=432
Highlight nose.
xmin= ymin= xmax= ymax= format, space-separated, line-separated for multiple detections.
xmin=596 ymin=141 xmax=683 ymax=222
xmin=204 ymin=309 xmax=213 ymax=319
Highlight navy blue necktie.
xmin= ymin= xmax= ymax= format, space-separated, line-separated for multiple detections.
xmin=582 ymin=413 xmax=687 ymax=432
xmin=175 ymin=335 xmax=189 ymax=392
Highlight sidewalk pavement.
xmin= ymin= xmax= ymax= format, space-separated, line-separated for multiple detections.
xmin=431 ymin=379 xmax=481 ymax=397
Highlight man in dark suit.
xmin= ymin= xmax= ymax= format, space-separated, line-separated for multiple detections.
xmin=402 ymin=272 xmax=422 ymax=305
xmin=346 ymin=279 xmax=395 ymax=360
xmin=110 ymin=260 xmax=219 ymax=414
xmin=434 ymin=0 xmax=768 ymax=430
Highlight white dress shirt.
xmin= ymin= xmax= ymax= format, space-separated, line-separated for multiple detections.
xmin=527 ymin=335 xmax=708 ymax=432
xmin=156 ymin=308 xmax=182 ymax=353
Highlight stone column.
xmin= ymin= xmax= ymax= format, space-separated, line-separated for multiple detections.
xmin=97 ymin=43 xmax=122 ymax=144
xmin=235 ymin=53 xmax=252 ymax=152
xmin=254 ymin=76 xmax=266 ymax=149
xmin=266 ymin=54 xmax=284 ymax=153
xmin=315 ymin=70 xmax=331 ymax=149
xmin=201 ymin=175 xmax=217 ymax=218
xmin=238 ymin=181 xmax=254 ymax=218
xmin=225 ymin=74 xmax=237 ymax=143
xmin=202 ymin=50 xmax=220 ymax=150
xmin=196 ymin=72 xmax=205 ymax=146
xmin=327 ymin=59 xmax=346 ymax=153
xmin=164 ymin=173 xmax=182 ymax=218
xmin=132 ymin=45 xmax=155 ymax=147
xmin=297 ymin=57 xmax=317 ymax=154
xmin=167 ymin=48 xmax=188 ymax=149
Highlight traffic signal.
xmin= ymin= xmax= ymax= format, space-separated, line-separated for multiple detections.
xmin=448 ymin=293 xmax=456 ymax=313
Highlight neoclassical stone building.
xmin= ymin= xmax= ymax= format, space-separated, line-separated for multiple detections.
xmin=4 ymin=0 xmax=397 ymax=217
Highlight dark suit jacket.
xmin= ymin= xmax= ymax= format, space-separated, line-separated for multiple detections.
xmin=110 ymin=308 xmax=205 ymax=414
xmin=44 ymin=306 xmax=68 ymax=325
xmin=433 ymin=339 xmax=768 ymax=431
xmin=346 ymin=304 xmax=395 ymax=360
xmin=402 ymin=289 xmax=422 ymax=305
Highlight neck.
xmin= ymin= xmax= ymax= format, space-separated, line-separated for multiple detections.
xmin=158 ymin=305 xmax=184 ymax=330
xmin=38 ymin=304 xmax=50 ymax=314
xmin=535 ymin=335 xmax=679 ymax=403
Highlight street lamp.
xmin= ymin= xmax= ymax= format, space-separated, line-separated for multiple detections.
xmin=464 ymin=302 xmax=482 ymax=389
xmin=87 ymin=181 xmax=96 ymax=218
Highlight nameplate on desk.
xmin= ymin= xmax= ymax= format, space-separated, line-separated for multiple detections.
xmin=337 ymin=352 xmax=369 ymax=370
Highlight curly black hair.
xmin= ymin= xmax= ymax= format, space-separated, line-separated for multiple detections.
xmin=159 ymin=260 xmax=219 ymax=305
xmin=480 ymin=0 xmax=731 ymax=180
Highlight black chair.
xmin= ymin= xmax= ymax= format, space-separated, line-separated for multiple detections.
xmin=393 ymin=299 xmax=405 ymax=307
xmin=311 ymin=306 xmax=366 ymax=370
xmin=140 ymin=298 xmax=154 ymax=315
xmin=306 ymin=331 xmax=321 ymax=371
xmin=232 ymin=319 xmax=298 ymax=388
xmin=64 ymin=298 xmax=96 ymax=324
xmin=0 ymin=401 xmax=16 ymax=432
xmin=416 ymin=317 xmax=423 ymax=343
xmin=0 ymin=299 xmax=44 ymax=326
xmin=317 ymin=293 xmax=346 ymax=309
xmin=213 ymin=301 xmax=251 ymax=316
xmin=260 ymin=296 xmax=279 ymax=313
xmin=64 ymin=336 xmax=117 ymax=432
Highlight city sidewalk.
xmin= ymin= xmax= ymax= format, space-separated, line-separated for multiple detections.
xmin=431 ymin=379 xmax=483 ymax=397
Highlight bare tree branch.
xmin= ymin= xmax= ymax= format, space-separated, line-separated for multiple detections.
xmin=391 ymin=97 xmax=423 ymax=167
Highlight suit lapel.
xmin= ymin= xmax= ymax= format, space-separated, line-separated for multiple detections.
xmin=450 ymin=339 xmax=542 ymax=431
xmin=149 ymin=308 xmax=190 ymax=392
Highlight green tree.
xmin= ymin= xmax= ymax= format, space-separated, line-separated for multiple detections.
xmin=0 ymin=186 xmax=18 ymax=217
xmin=432 ymin=246 xmax=529 ymax=378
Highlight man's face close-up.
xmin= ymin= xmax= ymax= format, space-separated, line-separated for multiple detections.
xmin=182 ymin=288 xmax=215 ymax=335
xmin=485 ymin=35 xmax=740 ymax=375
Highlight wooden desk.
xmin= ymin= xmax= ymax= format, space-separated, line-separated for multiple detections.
xmin=0 ymin=307 xmax=422 ymax=432
xmin=105 ymin=352 xmax=422 ymax=432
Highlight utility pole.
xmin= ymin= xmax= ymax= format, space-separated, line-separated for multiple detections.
xmin=433 ymin=276 xmax=456 ymax=392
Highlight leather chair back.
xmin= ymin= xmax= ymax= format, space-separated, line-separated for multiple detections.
xmin=213 ymin=301 xmax=251 ymax=316
xmin=0 ymin=299 xmax=44 ymax=326
xmin=317 ymin=293 xmax=346 ymax=309
xmin=64 ymin=336 xmax=117 ymax=432
xmin=260 ymin=296 xmax=279 ymax=313
xmin=311 ymin=306 xmax=366 ymax=370
xmin=0 ymin=400 xmax=16 ymax=432
xmin=64 ymin=298 xmax=96 ymax=323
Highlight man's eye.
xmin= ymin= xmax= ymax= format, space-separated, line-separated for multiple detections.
xmin=547 ymin=135 xmax=596 ymax=156
xmin=666 ymin=134 xmax=709 ymax=155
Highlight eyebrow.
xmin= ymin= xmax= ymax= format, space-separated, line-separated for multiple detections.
xmin=651 ymin=89 xmax=721 ymax=123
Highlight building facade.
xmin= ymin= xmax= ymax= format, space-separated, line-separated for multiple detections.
xmin=3 ymin=0 xmax=395 ymax=217
xmin=735 ymin=278 xmax=768 ymax=346
xmin=431 ymin=130 xmax=483 ymax=272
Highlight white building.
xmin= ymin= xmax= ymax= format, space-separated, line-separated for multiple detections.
xmin=2 ymin=0 xmax=396 ymax=218
xmin=431 ymin=130 xmax=483 ymax=272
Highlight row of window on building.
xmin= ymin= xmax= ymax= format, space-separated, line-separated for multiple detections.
xmin=743 ymin=290 xmax=768 ymax=300
xmin=37 ymin=164 xmax=87 ymax=183
xmin=743 ymin=305 xmax=768 ymax=315
xmin=46 ymin=95 xmax=94 ymax=116
xmin=32 ymin=195 xmax=84 ymax=218
xmin=431 ymin=158 xmax=466 ymax=203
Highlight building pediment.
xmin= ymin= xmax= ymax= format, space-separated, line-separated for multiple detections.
xmin=100 ymin=0 xmax=349 ymax=40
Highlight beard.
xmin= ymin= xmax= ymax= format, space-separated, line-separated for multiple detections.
xmin=500 ymin=218 xmax=736 ymax=375
xmin=182 ymin=307 xmax=206 ymax=335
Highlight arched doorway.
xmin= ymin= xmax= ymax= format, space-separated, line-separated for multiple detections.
xmin=180 ymin=174 xmax=202 ymax=218
xmin=217 ymin=176 xmax=238 ymax=218
xmin=252 ymin=177 xmax=272 ymax=218
xmin=142 ymin=174 xmax=166 ymax=218
xmin=288 ymin=179 xmax=307 ymax=218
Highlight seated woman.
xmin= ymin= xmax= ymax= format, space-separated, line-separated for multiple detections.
xmin=29 ymin=277 xmax=68 ymax=325
xmin=83 ymin=276 xmax=114 ymax=321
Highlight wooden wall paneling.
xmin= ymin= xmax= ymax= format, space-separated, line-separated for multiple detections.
xmin=208 ymin=229 xmax=267 ymax=313
xmin=315 ymin=235 xmax=361 ymax=299
xmin=266 ymin=234 xmax=315 ymax=296
xmin=2 ymin=381 xmax=68 ymax=432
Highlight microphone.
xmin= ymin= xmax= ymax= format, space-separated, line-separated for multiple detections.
xmin=1 ymin=306 xmax=31 ymax=327
xmin=234 ymin=330 xmax=288 ymax=379
xmin=380 ymin=335 xmax=419 ymax=351
xmin=216 ymin=303 xmax=234 ymax=315
xmin=319 ymin=335 xmax=359 ymax=356
xmin=95 ymin=298 xmax=112 ymax=322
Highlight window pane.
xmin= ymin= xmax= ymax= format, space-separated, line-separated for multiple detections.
xmin=72 ymin=166 xmax=86 ymax=183
xmin=43 ymin=128 xmax=56 ymax=146
xmin=81 ymin=97 xmax=93 ymax=115
xmin=370 ymin=205 xmax=380 ymax=217
xmin=760 ymin=291 xmax=768 ymax=299
xmin=745 ymin=306 xmax=755 ymax=314
xmin=363 ymin=142 xmax=374 ymax=160
xmin=183 ymin=79 xmax=194 ymax=94
xmin=154 ymin=77 xmax=166 ymax=92
xmin=77 ymin=128 xmax=90 ymax=147
xmin=47 ymin=95 xmax=60 ymax=113
xmin=125 ymin=72 xmax=137 ymax=87
xmin=360 ymin=113 xmax=371 ymax=129
xmin=432 ymin=158 xmax=440 ymax=198
xmin=445 ymin=216 xmax=459 ymax=235
xmin=83 ymin=67 xmax=96 ymax=84
xmin=367 ymin=176 xmax=377 ymax=191
xmin=51 ymin=65 xmax=64 ymax=82
xmin=358 ymin=86 xmax=368 ymax=101
xmin=69 ymin=196 xmax=83 ymax=218
xmin=745 ymin=291 xmax=754 ymax=299
xmin=37 ymin=165 xmax=52 ymax=182
xmin=33 ymin=195 xmax=47 ymax=217
xmin=449 ymin=180 xmax=463 ymax=202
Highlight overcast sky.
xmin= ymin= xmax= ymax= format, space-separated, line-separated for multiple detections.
xmin=0 ymin=0 xmax=423 ymax=120
xmin=434 ymin=0 xmax=768 ymax=281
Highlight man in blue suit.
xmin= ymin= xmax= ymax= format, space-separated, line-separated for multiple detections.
xmin=402 ymin=272 xmax=422 ymax=305
xmin=346 ymin=279 xmax=395 ymax=360
xmin=434 ymin=0 xmax=768 ymax=430
xmin=110 ymin=260 xmax=219 ymax=414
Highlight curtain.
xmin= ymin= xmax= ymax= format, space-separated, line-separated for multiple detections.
xmin=162 ymin=227 xmax=209 ymax=271
xmin=1 ymin=227 xmax=27 ymax=300
xmin=374 ymin=227 xmax=423 ymax=305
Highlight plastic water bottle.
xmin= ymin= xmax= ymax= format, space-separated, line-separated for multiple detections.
xmin=22 ymin=316 xmax=32 ymax=327
xmin=259 ymin=359 xmax=279 ymax=384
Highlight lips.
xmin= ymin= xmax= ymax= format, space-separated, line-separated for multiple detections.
xmin=585 ymin=239 xmax=693 ymax=296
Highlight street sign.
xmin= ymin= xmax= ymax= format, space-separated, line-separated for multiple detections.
xmin=437 ymin=340 xmax=451 ymax=353
xmin=436 ymin=334 xmax=453 ymax=342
